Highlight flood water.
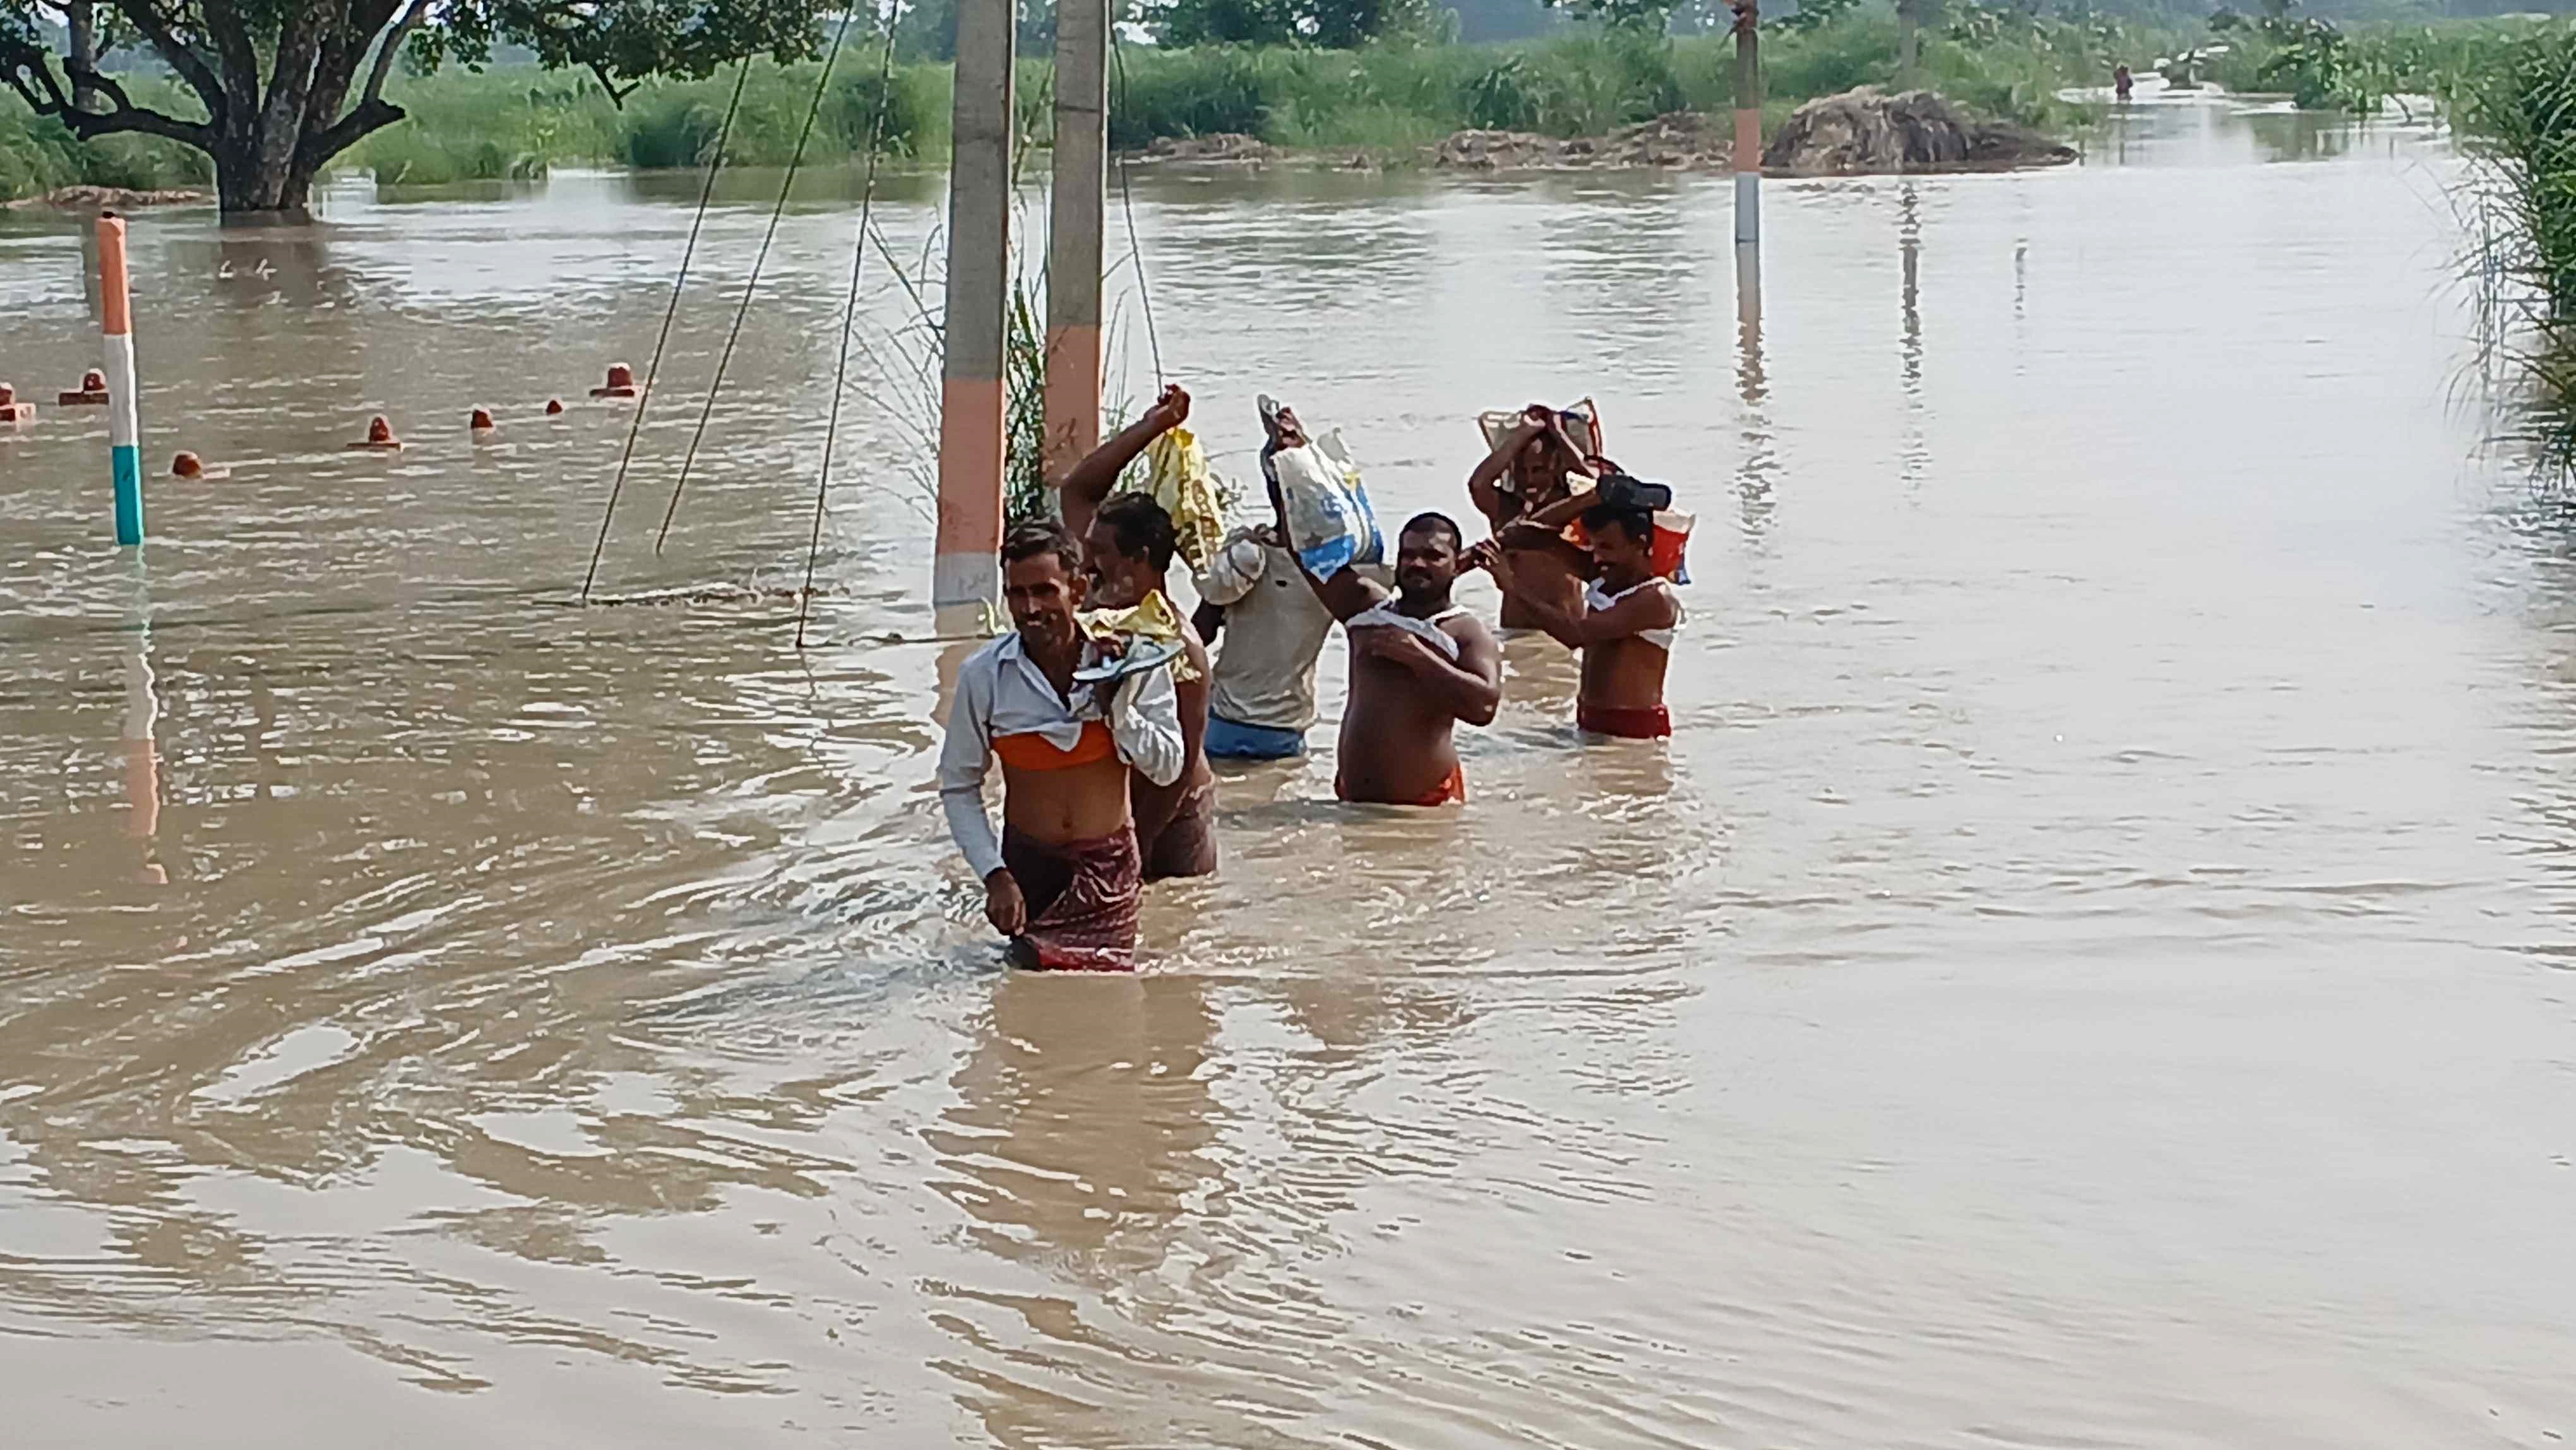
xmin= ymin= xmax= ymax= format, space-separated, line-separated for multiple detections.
xmin=6 ymin=95 xmax=2575 ymax=1445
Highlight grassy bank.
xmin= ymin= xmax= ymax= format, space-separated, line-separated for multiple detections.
xmin=0 ymin=86 xmax=212 ymax=202
xmin=2185 ymin=14 xmax=2576 ymax=117
xmin=4 ymin=7 xmax=2178 ymax=200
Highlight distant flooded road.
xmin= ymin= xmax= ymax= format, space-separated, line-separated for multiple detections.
xmin=6 ymin=96 xmax=2575 ymax=1446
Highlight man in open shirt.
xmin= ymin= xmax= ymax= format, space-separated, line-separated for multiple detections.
xmin=940 ymin=522 xmax=1184 ymax=970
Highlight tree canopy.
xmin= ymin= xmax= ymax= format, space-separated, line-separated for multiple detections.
xmin=0 ymin=0 xmax=833 ymax=213
xmin=1143 ymin=0 xmax=1441 ymax=48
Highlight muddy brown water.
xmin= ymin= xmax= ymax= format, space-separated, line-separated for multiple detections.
xmin=5 ymin=97 xmax=2575 ymax=1446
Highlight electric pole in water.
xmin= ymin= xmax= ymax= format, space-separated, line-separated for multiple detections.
xmin=933 ymin=0 xmax=1018 ymax=634
xmin=1046 ymin=0 xmax=1109 ymax=482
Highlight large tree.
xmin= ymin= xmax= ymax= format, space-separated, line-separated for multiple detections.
xmin=0 ymin=0 xmax=830 ymax=217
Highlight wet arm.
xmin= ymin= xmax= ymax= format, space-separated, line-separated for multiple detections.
xmin=1467 ymin=426 xmax=1536 ymax=530
xmin=1374 ymin=626 xmax=1502 ymax=726
xmin=1484 ymin=549 xmax=1585 ymax=650
xmin=1439 ymin=623 xmax=1505 ymax=727
xmin=1525 ymin=484 xmax=1599 ymax=534
xmin=1056 ymin=410 xmax=1173 ymax=541
xmin=937 ymin=672 xmax=1005 ymax=880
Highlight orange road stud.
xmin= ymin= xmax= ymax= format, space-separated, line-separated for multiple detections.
xmin=347 ymin=415 xmax=403 ymax=451
xmin=59 ymin=368 xmax=109 ymax=406
xmin=589 ymin=362 xmax=638 ymax=400
xmin=470 ymin=407 xmax=498 ymax=438
xmin=0 ymin=384 xmax=33 ymax=424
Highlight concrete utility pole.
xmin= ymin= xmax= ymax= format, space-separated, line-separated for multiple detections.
xmin=933 ymin=0 xmax=1018 ymax=635
xmin=1732 ymin=0 xmax=1762 ymax=247
xmin=1899 ymin=0 xmax=1920 ymax=83
xmin=1045 ymin=0 xmax=1109 ymax=482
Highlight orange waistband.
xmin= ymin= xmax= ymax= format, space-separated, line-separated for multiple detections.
xmin=995 ymin=720 xmax=1116 ymax=772
xmin=1336 ymin=762 xmax=1466 ymax=807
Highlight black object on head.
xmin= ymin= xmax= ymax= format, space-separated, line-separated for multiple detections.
xmin=1001 ymin=519 xmax=1082 ymax=575
xmin=1595 ymin=472 xmax=1673 ymax=513
xmin=1097 ymin=491 xmax=1178 ymax=572
xmin=1400 ymin=511 xmax=1464 ymax=553
xmin=1581 ymin=502 xmax=1655 ymax=546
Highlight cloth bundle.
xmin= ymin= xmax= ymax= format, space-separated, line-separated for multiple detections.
xmin=1076 ymin=589 xmax=1203 ymax=683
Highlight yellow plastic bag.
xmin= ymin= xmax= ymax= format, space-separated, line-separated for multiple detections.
xmin=1141 ymin=426 xmax=1226 ymax=575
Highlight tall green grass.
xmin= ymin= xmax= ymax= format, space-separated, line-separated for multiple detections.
xmin=1107 ymin=12 xmax=2145 ymax=150
xmin=2455 ymin=27 xmax=2576 ymax=321
xmin=0 ymin=88 xmax=212 ymax=202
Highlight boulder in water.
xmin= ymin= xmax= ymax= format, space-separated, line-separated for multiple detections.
xmin=1760 ymin=88 xmax=2075 ymax=176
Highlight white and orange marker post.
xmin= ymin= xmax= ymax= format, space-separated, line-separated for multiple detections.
xmin=1044 ymin=0 xmax=1109 ymax=481
xmin=97 ymin=213 xmax=145 ymax=545
xmin=1731 ymin=0 xmax=1762 ymax=249
xmin=933 ymin=0 xmax=1018 ymax=635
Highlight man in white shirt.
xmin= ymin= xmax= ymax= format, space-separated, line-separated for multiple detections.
xmin=940 ymin=522 xmax=1185 ymax=970
xmin=1195 ymin=522 xmax=1336 ymax=760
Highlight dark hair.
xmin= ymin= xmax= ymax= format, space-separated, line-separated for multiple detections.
xmin=1580 ymin=502 xmax=1655 ymax=545
xmin=1095 ymin=491 xmax=1178 ymax=572
xmin=1001 ymin=519 xmax=1082 ymax=575
xmin=1399 ymin=511 xmax=1464 ymax=553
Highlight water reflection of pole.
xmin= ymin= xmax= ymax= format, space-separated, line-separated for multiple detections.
xmin=1733 ymin=240 xmax=1775 ymax=536
xmin=1898 ymin=183 xmax=1927 ymax=492
xmin=120 ymin=558 xmax=165 ymax=885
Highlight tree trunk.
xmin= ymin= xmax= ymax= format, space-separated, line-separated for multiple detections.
xmin=206 ymin=6 xmax=396 ymax=218
xmin=1897 ymin=0 xmax=1919 ymax=84
xmin=65 ymin=3 xmax=98 ymax=113
xmin=2 ymin=0 xmax=412 ymax=217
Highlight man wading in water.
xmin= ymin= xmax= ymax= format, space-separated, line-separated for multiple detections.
xmin=1050 ymin=385 xmax=1219 ymax=880
xmin=1474 ymin=495 xmax=1683 ymax=739
xmin=1467 ymin=404 xmax=1597 ymax=632
xmin=940 ymin=522 xmax=1185 ymax=970
xmin=1280 ymin=480 xmax=1502 ymax=803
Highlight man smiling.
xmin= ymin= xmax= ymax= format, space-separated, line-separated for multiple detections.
xmin=940 ymin=522 xmax=1184 ymax=970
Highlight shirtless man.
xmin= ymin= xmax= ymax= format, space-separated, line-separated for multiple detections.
xmin=1283 ymin=500 xmax=1502 ymax=805
xmin=941 ymin=522 xmax=1185 ymax=970
xmin=1467 ymin=404 xmax=1597 ymax=630
xmin=1475 ymin=499 xmax=1682 ymax=739
xmin=1050 ymin=384 xmax=1217 ymax=880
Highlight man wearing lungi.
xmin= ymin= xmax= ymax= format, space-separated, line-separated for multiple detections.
xmin=941 ymin=522 xmax=1186 ymax=970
